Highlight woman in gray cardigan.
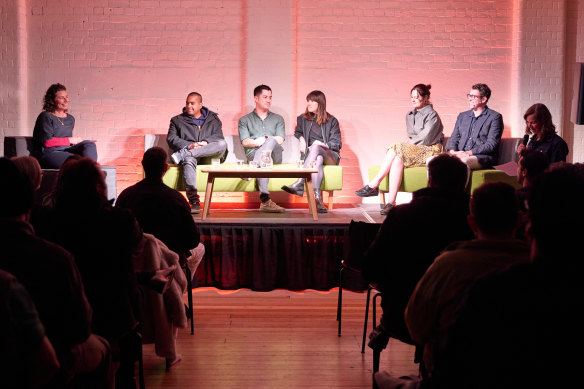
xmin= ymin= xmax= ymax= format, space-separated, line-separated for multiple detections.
xmin=282 ymin=90 xmax=342 ymax=213
xmin=355 ymin=84 xmax=444 ymax=215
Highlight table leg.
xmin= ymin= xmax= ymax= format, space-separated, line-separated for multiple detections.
xmin=202 ymin=174 xmax=215 ymax=220
xmin=304 ymin=173 xmax=319 ymax=221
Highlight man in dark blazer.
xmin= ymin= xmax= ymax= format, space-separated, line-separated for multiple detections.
xmin=445 ymin=83 xmax=503 ymax=169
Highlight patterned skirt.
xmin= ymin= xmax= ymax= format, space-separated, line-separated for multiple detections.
xmin=388 ymin=142 xmax=444 ymax=168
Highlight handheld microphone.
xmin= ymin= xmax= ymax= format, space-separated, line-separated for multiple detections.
xmin=522 ymin=134 xmax=529 ymax=146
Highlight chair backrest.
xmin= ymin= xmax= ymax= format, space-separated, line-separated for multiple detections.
xmin=4 ymin=136 xmax=34 ymax=157
xmin=344 ymin=220 xmax=382 ymax=271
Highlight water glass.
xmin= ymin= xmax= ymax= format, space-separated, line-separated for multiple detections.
xmin=236 ymin=160 xmax=245 ymax=169
xmin=296 ymin=159 xmax=305 ymax=168
xmin=211 ymin=158 xmax=220 ymax=167
xmin=249 ymin=161 xmax=259 ymax=169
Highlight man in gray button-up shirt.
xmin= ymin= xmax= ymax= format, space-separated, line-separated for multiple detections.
xmin=238 ymin=84 xmax=286 ymax=213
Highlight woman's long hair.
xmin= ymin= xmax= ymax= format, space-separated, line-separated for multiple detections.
xmin=42 ymin=83 xmax=67 ymax=112
xmin=523 ymin=103 xmax=556 ymax=139
xmin=304 ymin=90 xmax=331 ymax=125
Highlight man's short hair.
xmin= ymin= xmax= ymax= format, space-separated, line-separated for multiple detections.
xmin=472 ymin=83 xmax=492 ymax=102
xmin=470 ymin=182 xmax=518 ymax=235
xmin=186 ymin=92 xmax=202 ymax=102
xmin=427 ymin=154 xmax=468 ymax=191
xmin=0 ymin=158 xmax=34 ymax=218
xmin=519 ymin=148 xmax=549 ymax=182
xmin=254 ymin=84 xmax=271 ymax=97
xmin=142 ymin=147 xmax=168 ymax=179
xmin=528 ymin=163 xmax=584 ymax=258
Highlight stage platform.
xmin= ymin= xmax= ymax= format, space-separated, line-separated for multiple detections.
xmin=196 ymin=202 xmax=386 ymax=225
xmin=192 ymin=203 xmax=385 ymax=293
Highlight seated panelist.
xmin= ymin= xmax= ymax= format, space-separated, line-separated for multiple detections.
xmin=282 ymin=90 xmax=342 ymax=213
xmin=32 ymin=83 xmax=97 ymax=169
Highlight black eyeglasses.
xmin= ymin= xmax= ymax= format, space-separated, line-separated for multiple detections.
xmin=466 ymin=94 xmax=482 ymax=100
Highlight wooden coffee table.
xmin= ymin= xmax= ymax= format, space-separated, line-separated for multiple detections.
xmin=199 ymin=166 xmax=320 ymax=220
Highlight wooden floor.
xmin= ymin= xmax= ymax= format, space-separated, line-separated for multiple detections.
xmin=141 ymin=288 xmax=419 ymax=388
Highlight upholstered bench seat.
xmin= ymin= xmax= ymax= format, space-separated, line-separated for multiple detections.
xmin=368 ymin=137 xmax=522 ymax=203
xmin=145 ymin=134 xmax=343 ymax=209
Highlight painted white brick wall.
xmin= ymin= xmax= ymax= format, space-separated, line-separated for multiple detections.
xmin=1 ymin=0 xmax=582 ymax=199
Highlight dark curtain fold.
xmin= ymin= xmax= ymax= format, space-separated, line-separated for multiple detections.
xmin=195 ymin=223 xmax=370 ymax=292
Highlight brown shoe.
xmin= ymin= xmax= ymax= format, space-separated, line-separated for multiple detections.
xmin=259 ymin=199 xmax=285 ymax=213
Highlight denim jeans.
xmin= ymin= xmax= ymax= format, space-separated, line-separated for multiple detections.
xmin=178 ymin=140 xmax=228 ymax=204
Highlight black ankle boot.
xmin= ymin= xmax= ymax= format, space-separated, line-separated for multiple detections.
xmin=282 ymin=179 xmax=305 ymax=197
xmin=314 ymin=189 xmax=327 ymax=213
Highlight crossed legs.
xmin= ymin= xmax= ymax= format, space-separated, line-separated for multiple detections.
xmin=178 ymin=140 xmax=228 ymax=205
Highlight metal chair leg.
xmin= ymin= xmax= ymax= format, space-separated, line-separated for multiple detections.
xmin=183 ymin=265 xmax=194 ymax=335
xmin=337 ymin=266 xmax=344 ymax=336
xmin=362 ymin=286 xmax=373 ymax=353
xmin=372 ymin=292 xmax=382 ymax=373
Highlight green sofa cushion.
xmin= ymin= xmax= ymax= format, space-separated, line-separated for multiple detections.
xmin=162 ymin=163 xmax=343 ymax=192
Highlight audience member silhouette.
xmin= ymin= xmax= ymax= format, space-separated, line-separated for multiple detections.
xmin=116 ymin=147 xmax=201 ymax=262
xmin=362 ymin=154 xmax=474 ymax=350
xmin=0 ymin=157 xmax=113 ymax=388
xmin=375 ymin=163 xmax=584 ymax=389
xmin=404 ymin=181 xmax=530 ymax=377
xmin=0 ymin=269 xmax=60 ymax=388
xmin=31 ymin=156 xmax=141 ymax=389
xmin=515 ymin=147 xmax=549 ymax=213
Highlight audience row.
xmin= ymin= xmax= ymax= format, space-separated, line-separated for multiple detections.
xmin=0 ymin=149 xmax=203 ymax=388
xmin=362 ymin=152 xmax=583 ymax=388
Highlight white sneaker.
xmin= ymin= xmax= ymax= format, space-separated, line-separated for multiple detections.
xmin=171 ymin=151 xmax=181 ymax=164
xmin=259 ymin=199 xmax=285 ymax=213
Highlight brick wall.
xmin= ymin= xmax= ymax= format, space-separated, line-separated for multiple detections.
xmin=1 ymin=0 xmax=582 ymax=202
xmin=0 ymin=2 xmax=28 ymax=154
xmin=565 ymin=0 xmax=584 ymax=163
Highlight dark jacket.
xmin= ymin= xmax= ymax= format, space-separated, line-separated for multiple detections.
xmin=167 ymin=108 xmax=227 ymax=159
xmin=0 ymin=220 xmax=92 ymax=359
xmin=362 ymin=187 xmax=473 ymax=341
xmin=294 ymin=114 xmax=342 ymax=161
xmin=116 ymin=177 xmax=200 ymax=257
xmin=446 ymin=107 xmax=503 ymax=168
xmin=527 ymin=133 xmax=569 ymax=163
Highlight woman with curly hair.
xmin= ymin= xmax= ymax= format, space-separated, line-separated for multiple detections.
xmin=32 ymin=83 xmax=97 ymax=168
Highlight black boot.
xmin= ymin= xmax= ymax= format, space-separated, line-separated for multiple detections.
xmin=282 ymin=179 xmax=305 ymax=197
xmin=314 ymin=189 xmax=327 ymax=213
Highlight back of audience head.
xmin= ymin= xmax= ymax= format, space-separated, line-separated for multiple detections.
xmin=517 ymin=148 xmax=549 ymax=188
xmin=0 ymin=158 xmax=34 ymax=219
xmin=528 ymin=162 xmax=584 ymax=261
xmin=469 ymin=182 xmax=519 ymax=239
xmin=142 ymin=147 xmax=168 ymax=179
xmin=427 ymin=154 xmax=468 ymax=192
xmin=54 ymin=157 xmax=107 ymax=212
xmin=11 ymin=156 xmax=43 ymax=192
